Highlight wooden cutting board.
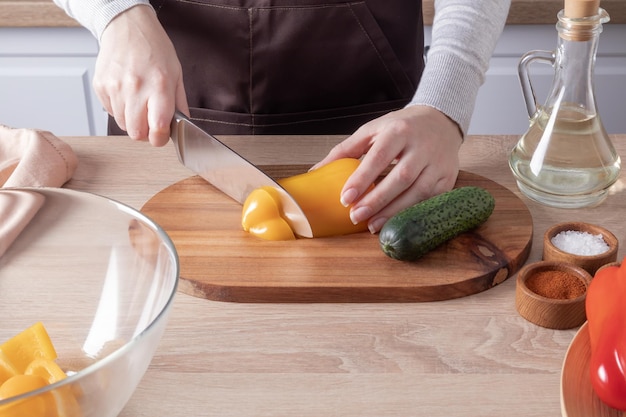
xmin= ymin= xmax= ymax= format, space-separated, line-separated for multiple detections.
xmin=141 ymin=168 xmax=533 ymax=303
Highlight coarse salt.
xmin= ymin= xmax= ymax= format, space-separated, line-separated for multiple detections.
xmin=551 ymin=230 xmax=610 ymax=256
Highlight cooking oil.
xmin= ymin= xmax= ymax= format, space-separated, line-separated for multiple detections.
xmin=509 ymin=106 xmax=620 ymax=207
xmin=508 ymin=3 xmax=620 ymax=208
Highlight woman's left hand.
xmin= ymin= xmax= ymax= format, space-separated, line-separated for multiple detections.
xmin=313 ymin=105 xmax=463 ymax=233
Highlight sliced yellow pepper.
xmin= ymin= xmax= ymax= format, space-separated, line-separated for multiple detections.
xmin=0 ymin=323 xmax=80 ymax=417
xmin=0 ymin=352 xmax=17 ymax=386
xmin=0 ymin=323 xmax=57 ymax=375
xmin=242 ymin=158 xmax=374 ymax=240
xmin=0 ymin=374 xmax=57 ymax=417
xmin=242 ymin=186 xmax=296 ymax=241
xmin=24 ymin=359 xmax=67 ymax=385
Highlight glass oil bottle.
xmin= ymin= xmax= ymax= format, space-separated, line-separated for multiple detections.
xmin=508 ymin=0 xmax=621 ymax=208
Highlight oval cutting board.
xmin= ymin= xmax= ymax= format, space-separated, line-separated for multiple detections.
xmin=141 ymin=168 xmax=533 ymax=303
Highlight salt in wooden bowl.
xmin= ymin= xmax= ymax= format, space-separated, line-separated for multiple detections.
xmin=515 ymin=261 xmax=592 ymax=330
xmin=543 ymin=222 xmax=618 ymax=276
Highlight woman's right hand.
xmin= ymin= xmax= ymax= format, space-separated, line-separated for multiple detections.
xmin=94 ymin=5 xmax=189 ymax=146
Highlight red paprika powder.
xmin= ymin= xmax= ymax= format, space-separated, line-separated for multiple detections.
xmin=525 ymin=270 xmax=586 ymax=299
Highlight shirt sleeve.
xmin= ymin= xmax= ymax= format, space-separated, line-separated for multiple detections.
xmin=52 ymin=0 xmax=152 ymax=41
xmin=407 ymin=0 xmax=511 ymax=135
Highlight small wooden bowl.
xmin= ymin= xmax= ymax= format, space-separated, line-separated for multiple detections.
xmin=543 ymin=222 xmax=618 ymax=276
xmin=515 ymin=261 xmax=592 ymax=330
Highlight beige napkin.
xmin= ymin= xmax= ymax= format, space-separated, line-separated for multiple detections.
xmin=0 ymin=125 xmax=77 ymax=188
xmin=0 ymin=189 xmax=45 ymax=257
xmin=0 ymin=125 xmax=78 ymax=257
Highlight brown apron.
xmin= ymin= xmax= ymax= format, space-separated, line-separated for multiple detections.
xmin=110 ymin=0 xmax=424 ymax=135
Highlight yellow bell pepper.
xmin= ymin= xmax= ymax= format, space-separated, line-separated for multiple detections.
xmin=0 ymin=323 xmax=80 ymax=417
xmin=0 ymin=323 xmax=57 ymax=375
xmin=242 ymin=158 xmax=374 ymax=240
xmin=241 ymin=186 xmax=296 ymax=241
xmin=0 ymin=374 xmax=57 ymax=417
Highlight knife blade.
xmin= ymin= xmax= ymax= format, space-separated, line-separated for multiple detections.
xmin=170 ymin=111 xmax=313 ymax=238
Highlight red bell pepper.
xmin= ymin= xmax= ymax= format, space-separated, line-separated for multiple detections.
xmin=586 ymin=257 xmax=626 ymax=411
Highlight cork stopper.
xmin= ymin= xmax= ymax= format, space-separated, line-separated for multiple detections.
xmin=560 ymin=0 xmax=603 ymax=41
xmin=564 ymin=0 xmax=600 ymax=18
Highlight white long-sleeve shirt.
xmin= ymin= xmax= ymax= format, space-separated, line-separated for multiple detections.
xmin=410 ymin=0 xmax=510 ymax=134
xmin=53 ymin=0 xmax=511 ymax=134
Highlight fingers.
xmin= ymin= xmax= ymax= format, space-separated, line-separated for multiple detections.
xmin=340 ymin=123 xmax=410 ymax=207
xmin=364 ymin=165 xmax=458 ymax=233
xmin=348 ymin=157 xmax=425 ymax=230
xmin=97 ymin=71 xmax=183 ymax=146
xmin=321 ymin=106 xmax=463 ymax=234
xmin=124 ymin=88 xmax=151 ymax=140
xmin=146 ymin=105 xmax=173 ymax=147
xmin=145 ymin=76 xmax=188 ymax=147
xmin=93 ymin=4 xmax=185 ymax=146
xmin=310 ymin=123 xmax=375 ymax=171
xmin=94 ymin=70 xmax=153 ymax=142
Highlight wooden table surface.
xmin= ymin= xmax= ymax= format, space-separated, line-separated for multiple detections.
xmin=60 ymin=134 xmax=626 ymax=417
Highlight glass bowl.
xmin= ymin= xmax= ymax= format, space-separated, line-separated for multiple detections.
xmin=0 ymin=187 xmax=179 ymax=417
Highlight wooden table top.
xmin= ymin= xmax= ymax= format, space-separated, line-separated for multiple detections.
xmin=58 ymin=133 xmax=625 ymax=417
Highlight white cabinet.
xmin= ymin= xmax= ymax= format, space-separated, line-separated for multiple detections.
xmin=2 ymin=24 xmax=625 ymax=137
xmin=424 ymin=24 xmax=626 ymax=135
xmin=0 ymin=27 xmax=107 ymax=136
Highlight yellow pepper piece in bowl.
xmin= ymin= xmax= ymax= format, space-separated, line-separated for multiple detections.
xmin=0 ymin=323 xmax=57 ymax=375
xmin=0 ymin=374 xmax=57 ymax=416
xmin=0 ymin=323 xmax=78 ymax=417
xmin=242 ymin=158 xmax=375 ymax=240
xmin=0 ymin=353 xmax=17 ymax=385
xmin=24 ymin=359 xmax=67 ymax=384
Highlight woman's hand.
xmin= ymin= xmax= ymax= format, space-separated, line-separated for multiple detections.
xmin=94 ymin=5 xmax=189 ymax=146
xmin=313 ymin=105 xmax=463 ymax=233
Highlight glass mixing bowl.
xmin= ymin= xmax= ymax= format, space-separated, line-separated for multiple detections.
xmin=0 ymin=187 xmax=179 ymax=417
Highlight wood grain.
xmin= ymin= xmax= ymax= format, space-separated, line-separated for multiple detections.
xmin=507 ymin=0 xmax=626 ymax=24
xmin=141 ymin=169 xmax=533 ymax=303
xmin=0 ymin=1 xmax=78 ymax=27
xmin=52 ymin=134 xmax=626 ymax=417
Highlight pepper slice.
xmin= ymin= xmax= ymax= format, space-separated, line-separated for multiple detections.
xmin=0 ymin=323 xmax=57 ymax=375
xmin=0 ymin=374 xmax=59 ymax=417
xmin=0 ymin=352 xmax=17 ymax=386
xmin=586 ymin=257 xmax=626 ymax=410
xmin=241 ymin=158 xmax=375 ymax=240
xmin=0 ymin=323 xmax=80 ymax=417
xmin=241 ymin=186 xmax=296 ymax=241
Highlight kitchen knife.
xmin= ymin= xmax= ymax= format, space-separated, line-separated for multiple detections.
xmin=170 ymin=111 xmax=313 ymax=238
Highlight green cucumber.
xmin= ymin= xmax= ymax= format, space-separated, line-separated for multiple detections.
xmin=379 ymin=186 xmax=495 ymax=261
